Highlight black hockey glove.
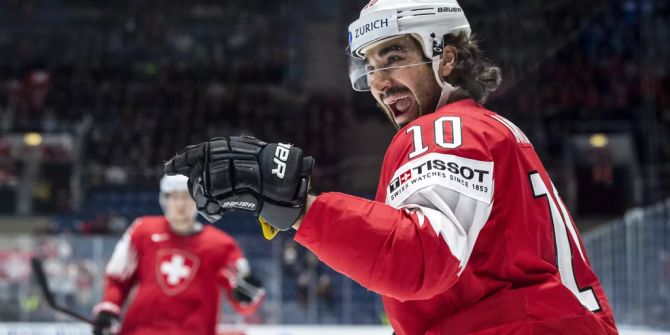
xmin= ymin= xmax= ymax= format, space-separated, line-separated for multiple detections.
xmin=164 ymin=136 xmax=314 ymax=233
xmin=232 ymin=274 xmax=264 ymax=304
xmin=92 ymin=311 xmax=119 ymax=335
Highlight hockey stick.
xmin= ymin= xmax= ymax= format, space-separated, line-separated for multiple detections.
xmin=31 ymin=257 xmax=95 ymax=325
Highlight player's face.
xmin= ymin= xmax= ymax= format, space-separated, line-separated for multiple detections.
xmin=164 ymin=191 xmax=198 ymax=233
xmin=365 ymin=35 xmax=441 ymax=128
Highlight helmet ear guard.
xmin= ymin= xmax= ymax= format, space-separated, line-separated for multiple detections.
xmin=347 ymin=0 xmax=470 ymax=92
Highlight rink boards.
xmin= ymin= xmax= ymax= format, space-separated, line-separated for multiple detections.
xmin=0 ymin=324 xmax=669 ymax=335
xmin=0 ymin=324 xmax=393 ymax=335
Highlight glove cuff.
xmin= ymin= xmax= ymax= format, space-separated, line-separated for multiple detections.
xmin=258 ymin=202 xmax=303 ymax=231
xmin=258 ymin=175 xmax=310 ymax=230
xmin=93 ymin=302 xmax=120 ymax=316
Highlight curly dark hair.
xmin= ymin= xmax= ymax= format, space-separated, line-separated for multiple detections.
xmin=443 ymin=32 xmax=502 ymax=104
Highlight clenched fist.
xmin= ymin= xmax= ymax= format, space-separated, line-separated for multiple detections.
xmin=164 ymin=136 xmax=314 ymax=231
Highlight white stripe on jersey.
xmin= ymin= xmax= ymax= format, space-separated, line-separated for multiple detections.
xmin=397 ymin=183 xmax=493 ymax=274
xmin=385 ymin=152 xmax=495 ymax=274
xmin=552 ymin=181 xmax=586 ymax=261
xmin=490 ymin=115 xmax=530 ymax=145
xmin=106 ymin=224 xmax=139 ymax=280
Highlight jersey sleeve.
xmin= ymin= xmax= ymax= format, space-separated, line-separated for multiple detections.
xmin=93 ymin=220 xmax=141 ymax=316
xmin=217 ymin=238 xmax=264 ymax=315
xmin=295 ymin=114 xmax=497 ymax=302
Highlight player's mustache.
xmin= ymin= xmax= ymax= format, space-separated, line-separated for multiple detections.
xmin=381 ymin=86 xmax=411 ymax=100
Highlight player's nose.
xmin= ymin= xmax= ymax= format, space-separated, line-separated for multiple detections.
xmin=369 ymin=70 xmax=393 ymax=94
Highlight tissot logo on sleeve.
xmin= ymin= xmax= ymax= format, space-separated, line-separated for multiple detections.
xmin=387 ymin=152 xmax=494 ymax=206
xmin=389 ymin=169 xmax=413 ymax=192
xmin=151 ymin=233 xmax=170 ymax=243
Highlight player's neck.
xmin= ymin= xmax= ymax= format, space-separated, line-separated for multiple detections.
xmin=441 ymin=88 xmax=471 ymax=108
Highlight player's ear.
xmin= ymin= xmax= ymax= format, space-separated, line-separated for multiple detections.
xmin=439 ymin=45 xmax=457 ymax=79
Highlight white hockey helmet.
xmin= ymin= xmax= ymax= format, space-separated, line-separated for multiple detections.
xmin=159 ymin=174 xmax=189 ymax=210
xmin=347 ymin=0 xmax=471 ymax=91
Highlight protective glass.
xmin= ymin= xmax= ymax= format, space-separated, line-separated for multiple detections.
xmin=347 ymin=36 xmax=433 ymax=92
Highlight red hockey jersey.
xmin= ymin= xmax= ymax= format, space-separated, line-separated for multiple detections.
xmin=95 ymin=216 xmax=261 ymax=335
xmin=295 ymin=99 xmax=617 ymax=334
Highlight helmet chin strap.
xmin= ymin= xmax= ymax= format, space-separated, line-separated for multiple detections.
xmin=432 ymin=58 xmax=458 ymax=111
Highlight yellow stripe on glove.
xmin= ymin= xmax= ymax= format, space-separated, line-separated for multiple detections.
xmin=258 ymin=217 xmax=279 ymax=240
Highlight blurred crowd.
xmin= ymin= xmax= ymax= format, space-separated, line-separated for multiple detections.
xmin=0 ymin=0 xmax=669 ymax=223
xmin=0 ymin=0 xmax=345 ymax=191
xmin=0 ymin=0 xmax=668 ymax=329
xmin=480 ymin=0 xmax=670 ymax=193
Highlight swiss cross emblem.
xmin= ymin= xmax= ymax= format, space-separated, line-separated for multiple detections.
xmin=400 ymin=170 xmax=412 ymax=184
xmin=156 ymin=249 xmax=200 ymax=296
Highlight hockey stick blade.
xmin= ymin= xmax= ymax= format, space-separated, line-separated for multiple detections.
xmin=31 ymin=257 xmax=95 ymax=325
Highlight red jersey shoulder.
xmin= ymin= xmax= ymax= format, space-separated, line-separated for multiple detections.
xmin=200 ymin=225 xmax=237 ymax=246
xmin=385 ymin=99 xmax=511 ymax=168
xmin=127 ymin=216 xmax=169 ymax=238
xmin=378 ymin=100 xmax=506 ymax=205
xmin=199 ymin=226 xmax=243 ymax=259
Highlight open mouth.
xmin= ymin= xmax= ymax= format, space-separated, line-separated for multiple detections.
xmin=384 ymin=94 xmax=413 ymax=118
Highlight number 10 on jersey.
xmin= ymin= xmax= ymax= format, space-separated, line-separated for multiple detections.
xmin=529 ymin=172 xmax=601 ymax=313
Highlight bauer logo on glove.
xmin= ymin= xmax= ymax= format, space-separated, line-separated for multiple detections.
xmin=271 ymin=143 xmax=292 ymax=179
xmin=164 ymin=136 xmax=314 ymax=233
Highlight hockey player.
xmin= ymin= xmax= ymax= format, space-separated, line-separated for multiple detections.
xmin=92 ymin=175 xmax=264 ymax=335
xmin=164 ymin=0 xmax=618 ymax=333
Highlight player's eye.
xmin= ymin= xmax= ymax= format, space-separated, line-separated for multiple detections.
xmin=384 ymin=55 xmax=404 ymax=68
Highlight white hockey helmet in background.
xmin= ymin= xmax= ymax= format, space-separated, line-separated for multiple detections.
xmin=347 ymin=0 xmax=471 ymax=91
xmin=159 ymin=174 xmax=189 ymax=210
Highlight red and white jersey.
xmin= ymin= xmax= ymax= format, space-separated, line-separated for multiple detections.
xmin=95 ymin=216 xmax=261 ymax=335
xmin=296 ymin=99 xmax=617 ymax=334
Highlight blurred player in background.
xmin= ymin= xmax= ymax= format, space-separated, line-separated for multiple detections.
xmin=92 ymin=174 xmax=264 ymax=335
xmin=164 ymin=0 xmax=618 ymax=334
